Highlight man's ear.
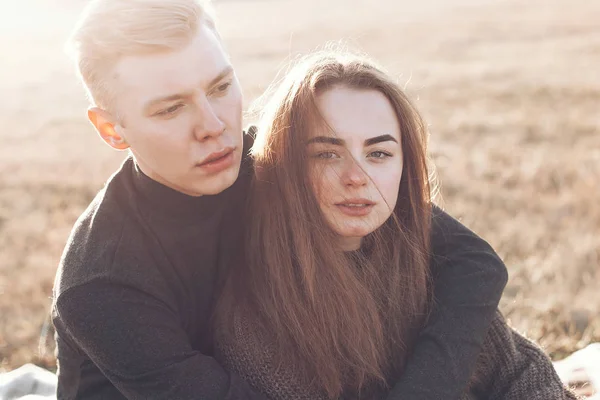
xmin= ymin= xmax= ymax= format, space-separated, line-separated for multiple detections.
xmin=87 ymin=107 xmax=130 ymax=150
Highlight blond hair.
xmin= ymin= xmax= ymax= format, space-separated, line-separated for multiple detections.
xmin=66 ymin=0 xmax=217 ymax=112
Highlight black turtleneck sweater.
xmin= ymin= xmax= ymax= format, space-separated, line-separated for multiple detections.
xmin=52 ymin=141 xmax=508 ymax=400
xmin=52 ymin=153 xmax=263 ymax=400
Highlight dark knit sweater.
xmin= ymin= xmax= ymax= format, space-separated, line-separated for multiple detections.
xmin=390 ymin=206 xmax=510 ymax=400
xmin=463 ymin=312 xmax=580 ymax=400
xmin=52 ymin=153 xmax=265 ymax=400
xmin=52 ymin=133 xmax=508 ymax=399
xmin=216 ymin=311 xmax=580 ymax=400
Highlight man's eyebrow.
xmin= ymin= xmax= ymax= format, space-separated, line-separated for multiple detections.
xmin=145 ymin=93 xmax=187 ymax=110
xmin=307 ymin=136 xmax=345 ymax=146
xmin=364 ymin=134 xmax=398 ymax=146
xmin=207 ymin=65 xmax=234 ymax=89
xmin=143 ymin=65 xmax=235 ymax=111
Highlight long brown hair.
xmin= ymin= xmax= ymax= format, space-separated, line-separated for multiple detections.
xmin=218 ymin=50 xmax=433 ymax=398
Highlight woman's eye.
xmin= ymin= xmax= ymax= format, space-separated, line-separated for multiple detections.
xmin=369 ymin=151 xmax=392 ymax=159
xmin=315 ymin=151 xmax=338 ymax=159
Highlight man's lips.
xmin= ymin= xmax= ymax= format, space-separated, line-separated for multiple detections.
xmin=198 ymin=147 xmax=234 ymax=166
xmin=195 ymin=147 xmax=236 ymax=174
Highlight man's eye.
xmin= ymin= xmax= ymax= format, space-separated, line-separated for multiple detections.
xmin=158 ymin=104 xmax=183 ymax=116
xmin=216 ymin=82 xmax=232 ymax=93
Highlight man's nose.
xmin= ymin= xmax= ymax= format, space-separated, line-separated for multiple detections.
xmin=192 ymin=98 xmax=226 ymax=142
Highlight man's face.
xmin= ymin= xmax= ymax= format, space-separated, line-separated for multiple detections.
xmin=111 ymin=24 xmax=243 ymax=196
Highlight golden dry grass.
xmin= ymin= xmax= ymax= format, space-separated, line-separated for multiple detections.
xmin=0 ymin=0 xmax=598 ymax=372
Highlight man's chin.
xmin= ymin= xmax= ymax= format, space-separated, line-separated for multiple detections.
xmin=196 ymin=166 xmax=240 ymax=196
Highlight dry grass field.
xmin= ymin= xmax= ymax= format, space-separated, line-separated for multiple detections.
xmin=0 ymin=0 xmax=598 ymax=373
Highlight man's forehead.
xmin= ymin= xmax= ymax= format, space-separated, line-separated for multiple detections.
xmin=113 ymin=26 xmax=231 ymax=97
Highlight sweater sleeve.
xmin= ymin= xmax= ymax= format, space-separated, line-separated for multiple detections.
xmin=385 ymin=205 xmax=509 ymax=400
xmin=53 ymin=281 xmax=268 ymax=400
xmin=466 ymin=312 xmax=581 ymax=400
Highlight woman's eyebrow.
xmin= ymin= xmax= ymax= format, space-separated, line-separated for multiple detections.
xmin=307 ymin=136 xmax=345 ymax=146
xmin=307 ymin=134 xmax=398 ymax=146
xmin=364 ymin=134 xmax=398 ymax=146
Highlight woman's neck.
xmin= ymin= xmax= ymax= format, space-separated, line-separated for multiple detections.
xmin=338 ymin=236 xmax=363 ymax=251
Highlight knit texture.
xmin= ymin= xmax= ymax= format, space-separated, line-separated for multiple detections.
xmin=215 ymin=311 xmax=581 ymax=400
xmin=216 ymin=308 xmax=329 ymax=400
xmin=463 ymin=312 xmax=581 ymax=400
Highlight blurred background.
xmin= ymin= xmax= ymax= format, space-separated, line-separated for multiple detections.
xmin=0 ymin=0 xmax=598 ymax=377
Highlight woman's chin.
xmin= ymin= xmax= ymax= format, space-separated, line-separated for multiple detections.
xmin=334 ymin=221 xmax=377 ymax=237
xmin=334 ymin=228 xmax=372 ymax=250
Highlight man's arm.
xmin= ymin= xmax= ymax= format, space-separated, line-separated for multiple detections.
xmin=53 ymin=281 xmax=267 ymax=400
xmin=385 ymin=205 xmax=509 ymax=400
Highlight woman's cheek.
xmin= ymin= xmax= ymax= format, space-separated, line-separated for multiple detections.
xmin=376 ymin=173 xmax=402 ymax=206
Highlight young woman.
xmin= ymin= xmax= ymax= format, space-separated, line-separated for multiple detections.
xmin=213 ymin=51 xmax=578 ymax=400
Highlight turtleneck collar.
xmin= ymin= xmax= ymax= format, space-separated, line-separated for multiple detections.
xmin=123 ymin=130 xmax=255 ymax=222
xmin=128 ymin=158 xmax=229 ymax=222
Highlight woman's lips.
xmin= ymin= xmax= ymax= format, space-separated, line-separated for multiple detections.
xmin=335 ymin=199 xmax=375 ymax=217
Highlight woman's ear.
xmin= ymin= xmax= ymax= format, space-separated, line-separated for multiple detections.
xmin=87 ymin=107 xmax=130 ymax=150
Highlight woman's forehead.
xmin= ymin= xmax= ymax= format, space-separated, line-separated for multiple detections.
xmin=312 ymin=86 xmax=401 ymax=143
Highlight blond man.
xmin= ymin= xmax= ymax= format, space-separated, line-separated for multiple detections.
xmin=53 ymin=0 xmax=264 ymax=398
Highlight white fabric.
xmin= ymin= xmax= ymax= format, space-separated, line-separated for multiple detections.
xmin=554 ymin=343 xmax=600 ymax=399
xmin=0 ymin=364 xmax=57 ymax=400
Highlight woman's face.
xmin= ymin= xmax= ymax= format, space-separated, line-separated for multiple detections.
xmin=307 ymin=86 xmax=403 ymax=251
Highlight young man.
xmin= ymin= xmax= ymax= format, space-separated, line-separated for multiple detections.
xmin=52 ymin=1 xmax=508 ymax=399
